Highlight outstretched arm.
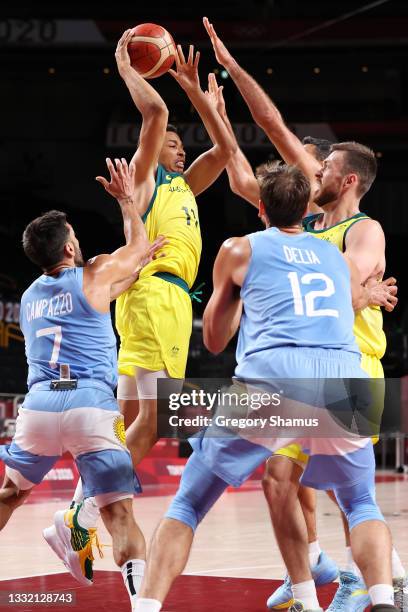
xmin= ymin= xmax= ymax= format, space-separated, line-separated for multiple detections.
xmin=92 ymin=158 xmax=166 ymax=289
xmin=206 ymin=73 xmax=260 ymax=207
xmin=115 ymin=29 xmax=169 ymax=211
xmin=203 ymin=17 xmax=320 ymax=189
xmin=203 ymin=237 xmax=250 ymax=354
xmin=169 ymin=45 xmax=236 ymax=196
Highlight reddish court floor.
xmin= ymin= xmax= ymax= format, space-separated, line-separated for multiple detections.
xmin=0 ymin=474 xmax=407 ymax=611
xmin=0 ymin=572 xmax=339 ymax=611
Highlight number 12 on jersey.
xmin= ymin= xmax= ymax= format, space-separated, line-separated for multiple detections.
xmin=288 ymin=272 xmax=339 ymax=318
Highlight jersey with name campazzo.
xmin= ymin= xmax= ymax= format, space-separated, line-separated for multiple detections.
xmin=236 ymin=227 xmax=359 ymax=363
xmin=20 ymin=267 xmax=117 ymax=390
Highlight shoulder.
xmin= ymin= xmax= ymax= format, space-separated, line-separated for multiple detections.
xmin=345 ymin=217 xmax=384 ymax=245
xmin=218 ymin=236 xmax=251 ymax=263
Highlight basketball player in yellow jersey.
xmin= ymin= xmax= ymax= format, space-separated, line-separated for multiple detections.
xmin=99 ymin=30 xmax=236 ymax=466
xmin=204 ymin=19 xmax=406 ymax=611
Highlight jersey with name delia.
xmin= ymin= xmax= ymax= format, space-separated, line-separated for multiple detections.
xmin=20 ymin=268 xmax=117 ymax=390
xmin=236 ymin=227 xmax=359 ymax=363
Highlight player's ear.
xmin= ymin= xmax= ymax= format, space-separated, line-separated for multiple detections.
xmin=64 ymin=241 xmax=75 ymax=258
xmin=344 ymin=173 xmax=357 ymax=188
xmin=258 ymin=200 xmax=265 ymax=219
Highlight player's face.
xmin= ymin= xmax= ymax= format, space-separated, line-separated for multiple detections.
xmin=159 ymin=132 xmax=186 ymax=173
xmin=313 ymin=151 xmax=346 ymax=207
xmin=67 ymin=224 xmax=84 ymax=266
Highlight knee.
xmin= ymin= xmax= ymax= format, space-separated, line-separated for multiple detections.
xmin=1 ymin=477 xmax=31 ymax=512
xmin=262 ymin=460 xmax=293 ymax=498
xmin=335 ymin=485 xmax=384 ymax=532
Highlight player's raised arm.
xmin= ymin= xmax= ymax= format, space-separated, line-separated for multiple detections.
xmin=206 ymin=73 xmax=260 ymax=207
xmin=115 ymin=29 xmax=169 ymax=193
xmin=203 ymin=237 xmax=250 ymax=354
xmin=168 ymin=45 xmax=236 ymax=196
xmin=91 ymin=158 xmax=166 ymax=294
xmin=203 ymin=17 xmax=320 ymax=188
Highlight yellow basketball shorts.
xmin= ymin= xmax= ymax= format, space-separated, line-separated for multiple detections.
xmin=274 ymin=352 xmax=384 ymax=464
xmin=116 ymin=276 xmax=192 ymax=379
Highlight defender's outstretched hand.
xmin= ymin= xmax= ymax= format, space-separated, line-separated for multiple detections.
xmin=96 ymin=158 xmax=135 ymax=202
xmin=203 ymin=17 xmax=234 ymax=68
xmin=205 ymin=72 xmax=227 ymax=119
xmin=169 ymin=44 xmax=201 ymax=91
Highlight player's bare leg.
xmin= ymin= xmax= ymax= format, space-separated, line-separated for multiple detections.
xmin=0 ymin=476 xmax=32 ymax=530
xmin=119 ymin=398 xmax=140 ymax=431
xmin=264 ymin=458 xmax=338 ymax=610
xmin=263 ymin=457 xmax=311 ymax=584
xmin=352 ymin=520 xmax=392 ymax=587
xmin=299 ymin=484 xmax=318 ymax=544
xmin=125 ymin=398 xmax=158 ymax=467
xmin=99 ymin=498 xmax=146 ymax=565
xmin=138 ymin=518 xmax=193 ymax=606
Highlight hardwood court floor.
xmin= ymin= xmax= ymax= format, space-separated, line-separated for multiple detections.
xmin=0 ymin=474 xmax=407 ymax=611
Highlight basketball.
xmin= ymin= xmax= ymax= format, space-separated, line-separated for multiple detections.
xmin=128 ymin=23 xmax=176 ymax=79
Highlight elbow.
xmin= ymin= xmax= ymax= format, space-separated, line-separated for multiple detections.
xmin=204 ymin=334 xmax=224 ymax=355
xmin=213 ymin=141 xmax=237 ymax=166
xmin=203 ymin=318 xmax=226 ymax=355
xmin=252 ymin=110 xmax=281 ymax=134
xmin=145 ymin=101 xmax=168 ymax=120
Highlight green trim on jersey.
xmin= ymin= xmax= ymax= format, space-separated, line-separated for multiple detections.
xmin=303 ymin=212 xmax=369 ymax=234
xmin=142 ymin=164 xmax=183 ymax=224
xmin=342 ymin=215 xmax=371 ymax=251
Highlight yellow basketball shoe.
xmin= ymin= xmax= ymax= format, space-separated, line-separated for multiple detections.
xmin=43 ymin=503 xmax=103 ymax=586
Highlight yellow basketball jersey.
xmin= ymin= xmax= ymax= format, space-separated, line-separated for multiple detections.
xmin=137 ymin=164 xmax=202 ymax=288
xmin=303 ymin=213 xmax=386 ymax=359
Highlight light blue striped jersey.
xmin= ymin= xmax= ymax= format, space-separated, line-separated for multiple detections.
xmin=236 ymin=227 xmax=359 ymax=368
xmin=20 ymin=267 xmax=117 ymax=390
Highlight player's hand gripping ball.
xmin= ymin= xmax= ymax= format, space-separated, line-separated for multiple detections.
xmin=128 ymin=23 xmax=177 ymax=79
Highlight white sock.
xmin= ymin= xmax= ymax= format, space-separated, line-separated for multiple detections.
xmin=292 ymin=579 xmax=320 ymax=609
xmin=392 ymin=547 xmax=406 ymax=579
xmin=308 ymin=540 xmax=321 ymax=567
xmin=76 ymin=497 xmax=100 ymax=530
xmin=368 ymin=583 xmax=394 ymax=606
xmin=72 ymin=478 xmax=83 ymax=504
xmin=345 ymin=546 xmax=363 ymax=578
xmin=133 ymin=598 xmax=162 ymax=612
xmin=121 ymin=559 xmax=145 ymax=604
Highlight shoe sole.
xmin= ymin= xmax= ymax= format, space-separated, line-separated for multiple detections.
xmin=43 ymin=525 xmax=66 ymax=562
xmin=268 ymin=598 xmax=295 ymax=610
xmin=53 ymin=510 xmax=93 ymax=587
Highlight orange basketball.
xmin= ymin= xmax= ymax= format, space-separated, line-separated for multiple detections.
xmin=128 ymin=23 xmax=176 ymax=79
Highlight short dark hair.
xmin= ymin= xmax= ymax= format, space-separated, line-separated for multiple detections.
xmin=302 ymin=136 xmax=332 ymax=161
xmin=256 ymin=162 xmax=310 ymax=227
xmin=166 ymin=123 xmax=180 ymax=136
xmin=330 ymin=141 xmax=377 ymax=197
xmin=22 ymin=210 xmax=70 ymax=269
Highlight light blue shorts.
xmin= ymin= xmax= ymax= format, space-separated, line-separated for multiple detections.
xmin=0 ymin=379 xmax=141 ymax=497
xmin=190 ymin=347 xmax=372 ymax=489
